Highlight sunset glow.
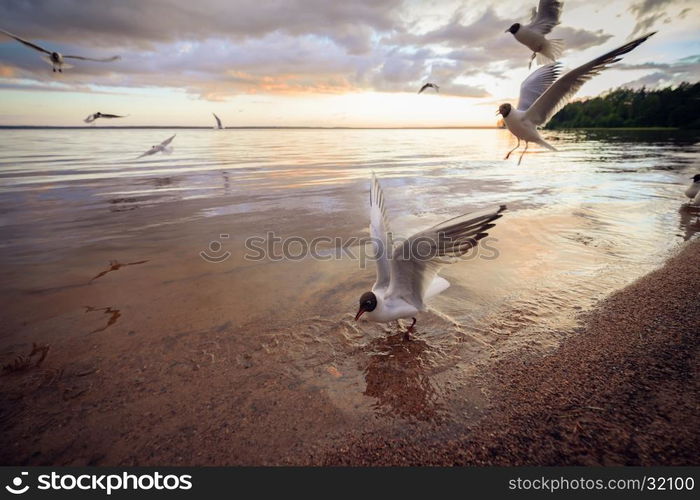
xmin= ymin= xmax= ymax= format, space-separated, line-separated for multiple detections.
xmin=0 ymin=0 xmax=698 ymax=127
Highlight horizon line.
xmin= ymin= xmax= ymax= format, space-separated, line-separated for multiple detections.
xmin=0 ymin=125 xmax=503 ymax=130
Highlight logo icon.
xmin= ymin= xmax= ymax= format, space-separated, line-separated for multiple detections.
xmin=5 ymin=472 xmax=29 ymax=495
xmin=200 ymin=234 xmax=231 ymax=263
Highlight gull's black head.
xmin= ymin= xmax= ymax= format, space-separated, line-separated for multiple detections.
xmin=506 ymin=23 xmax=520 ymax=34
xmin=355 ymin=291 xmax=377 ymax=320
xmin=692 ymin=174 xmax=700 ymax=183
xmin=497 ymin=103 xmax=512 ymax=118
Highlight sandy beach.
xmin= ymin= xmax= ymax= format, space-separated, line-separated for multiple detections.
xmin=324 ymin=239 xmax=700 ymax=465
xmin=0 ymin=128 xmax=698 ymax=466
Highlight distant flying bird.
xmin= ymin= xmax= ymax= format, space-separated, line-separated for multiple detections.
xmin=0 ymin=28 xmax=120 ymax=73
xmin=212 ymin=113 xmax=224 ymax=129
xmin=354 ymin=173 xmax=506 ymax=340
xmin=84 ymin=112 xmax=126 ymax=124
xmin=137 ymin=134 xmax=176 ymax=159
xmin=686 ymin=174 xmax=700 ymax=204
xmin=418 ymin=83 xmax=439 ymax=94
xmin=497 ymin=32 xmax=655 ymax=165
xmin=506 ymin=0 xmax=564 ymax=69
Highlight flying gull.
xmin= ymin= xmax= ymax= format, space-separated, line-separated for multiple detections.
xmin=418 ymin=83 xmax=439 ymax=94
xmin=84 ymin=112 xmax=127 ymax=124
xmin=212 ymin=113 xmax=224 ymax=129
xmin=506 ymin=0 xmax=564 ymax=69
xmin=0 ymin=28 xmax=120 ymax=73
xmin=496 ymin=32 xmax=656 ymax=165
xmin=137 ymin=135 xmax=176 ymax=159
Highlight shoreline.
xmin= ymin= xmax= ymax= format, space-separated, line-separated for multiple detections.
xmin=323 ymin=239 xmax=700 ymax=465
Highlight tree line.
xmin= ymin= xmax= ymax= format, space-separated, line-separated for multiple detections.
xmin=545 ymin=82 xmax=700 ymax=129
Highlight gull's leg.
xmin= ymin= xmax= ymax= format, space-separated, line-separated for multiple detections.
xmin=504 ymin=137 xmax=520 ymax=160
xmin=528 ymin=52 xmax=536 ymax=70
xmin=403 ymin=317 xmax=417 ymax=341
xmin=518 ymin=141 xmax=529 ymax=166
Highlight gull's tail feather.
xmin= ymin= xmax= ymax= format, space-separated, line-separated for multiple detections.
xmin=537 ymin=138 xmax=558 ymax=151
xmin=162 ymin=146 xmax=174 ymax=154
xmin=425 ymin=276 xmax=450 ymax=300
xmin=536 ymin=39 xmax=564 ymax=65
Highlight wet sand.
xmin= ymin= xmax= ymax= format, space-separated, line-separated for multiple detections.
xmin=1 ymin=238 xmax=697 ymax=465
xmin=323 ymin=239 xmax=700 ymax=465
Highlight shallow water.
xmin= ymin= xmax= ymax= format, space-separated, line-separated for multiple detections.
xmin=0 ymin=127 xmax=699 ymax=464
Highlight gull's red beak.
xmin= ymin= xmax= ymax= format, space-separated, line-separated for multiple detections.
xmin=354 ymin=307 xmax=366 ymax=321
xmin=495 ymin=109 xmax=501 ymax=116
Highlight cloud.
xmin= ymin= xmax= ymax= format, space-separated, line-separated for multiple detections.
xmin=0 ymin=0 xmax=403 ymax=51
xmin=617 ymin=54 xmax=700 ymax=88
xmin=627 ymin=0 xmax=694 ymax=36
xmin=0 ymin=0 xmax=679 ymax=102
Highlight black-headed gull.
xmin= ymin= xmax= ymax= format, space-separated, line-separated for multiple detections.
xmin=506 ymin=0 xmax=564 ymax=69
xmin=137 ymin=135 xmax=176 ymax=159
xmin=686 ymin=174 xmax=700 ymax=204
xmin=84 ymin=112 xmax=127 ymax=124
xmin=418 ymin=83 xmax=439 ymax=94
xmin=497 ymin=32 xmax=655 ymax=165
xmin=354 ymin=174 xmax=506 ymax=340
xmin=212 ymin=113 xmax=224 ymax=129
xmin=0 ymin=29 xmax=120 ymax=73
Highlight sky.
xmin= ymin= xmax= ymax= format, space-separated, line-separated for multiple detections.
xmin=0 ymin=0 xmax=698 ymax=127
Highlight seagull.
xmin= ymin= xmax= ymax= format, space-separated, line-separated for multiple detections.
xmin=137 ymin=134 xmax=176 ymax=159
xmin=212 ymin=113 xmax=224 ymax=129
xmin=418 ymin=83 xmax=439 ymax=94
xmin=354 ymin=174 xmax=506 ymax=340
xmin=0 ymin=28 xmax=120 ymax=73
xmin=84 ymin=112 xmax=127 ymax=124
xmin=506 ymin=0 xmax=564 ymax=69
xmin=685 ymin=174 xmax=700 ymax=204
xmin=497 ymin=32 xmax=655 ymax=165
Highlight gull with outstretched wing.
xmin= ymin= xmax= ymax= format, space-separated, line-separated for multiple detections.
xmin=137 ymin=134 xmax=176 ymax=159
xmin=84 ymin=112 xmax=127 ymax=124
xmin=354 ymin=174 xmax=506 ymax=340
xmin=505 ymin=0 xmax=564 ymax=69
xmin=0 ymin=28 xmax=120 ymax=73
xmin=497 ymin=32 xmax=655 ymax=165
xmin=418 ymin=83 xmax=439 ymax=94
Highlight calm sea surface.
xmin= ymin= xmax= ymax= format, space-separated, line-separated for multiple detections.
xmin=0 ymin=127 xmax=698 ymax=462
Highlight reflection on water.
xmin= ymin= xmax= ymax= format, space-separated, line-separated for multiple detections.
xmin=0 ymin=127 xmax=698 ymax=457
xmin=89 ymin=259 xmax=148 ymax=283
xmin=679 ymin=204 xmax=700 ymax=241
xmin=84 ymin=306 xmax=121 ymax=334
xmin=363 ymin=332 xmax=444 ymax=422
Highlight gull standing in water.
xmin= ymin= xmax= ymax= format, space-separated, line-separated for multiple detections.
xmin=137 ymin=135 xmax=176 ymax=159
xmin=506 ymin=0 xmax=564 ymax=69
xmin=84 ymin=112 xmax=127 ymax=124
xmin=685 ymin=174 xmax=700 ymax=204
xmin=418 ymin=83 xmax=439 ymax=94
xmin=354 ymin=174 xmax=506 ymax=340
xmin=497 ymin=32 xmax=655 ymax=165
xmin=212 ymin=113 xmax=224 ymax=129
xmin=0 ymin=29 xmax=120 ymax=73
